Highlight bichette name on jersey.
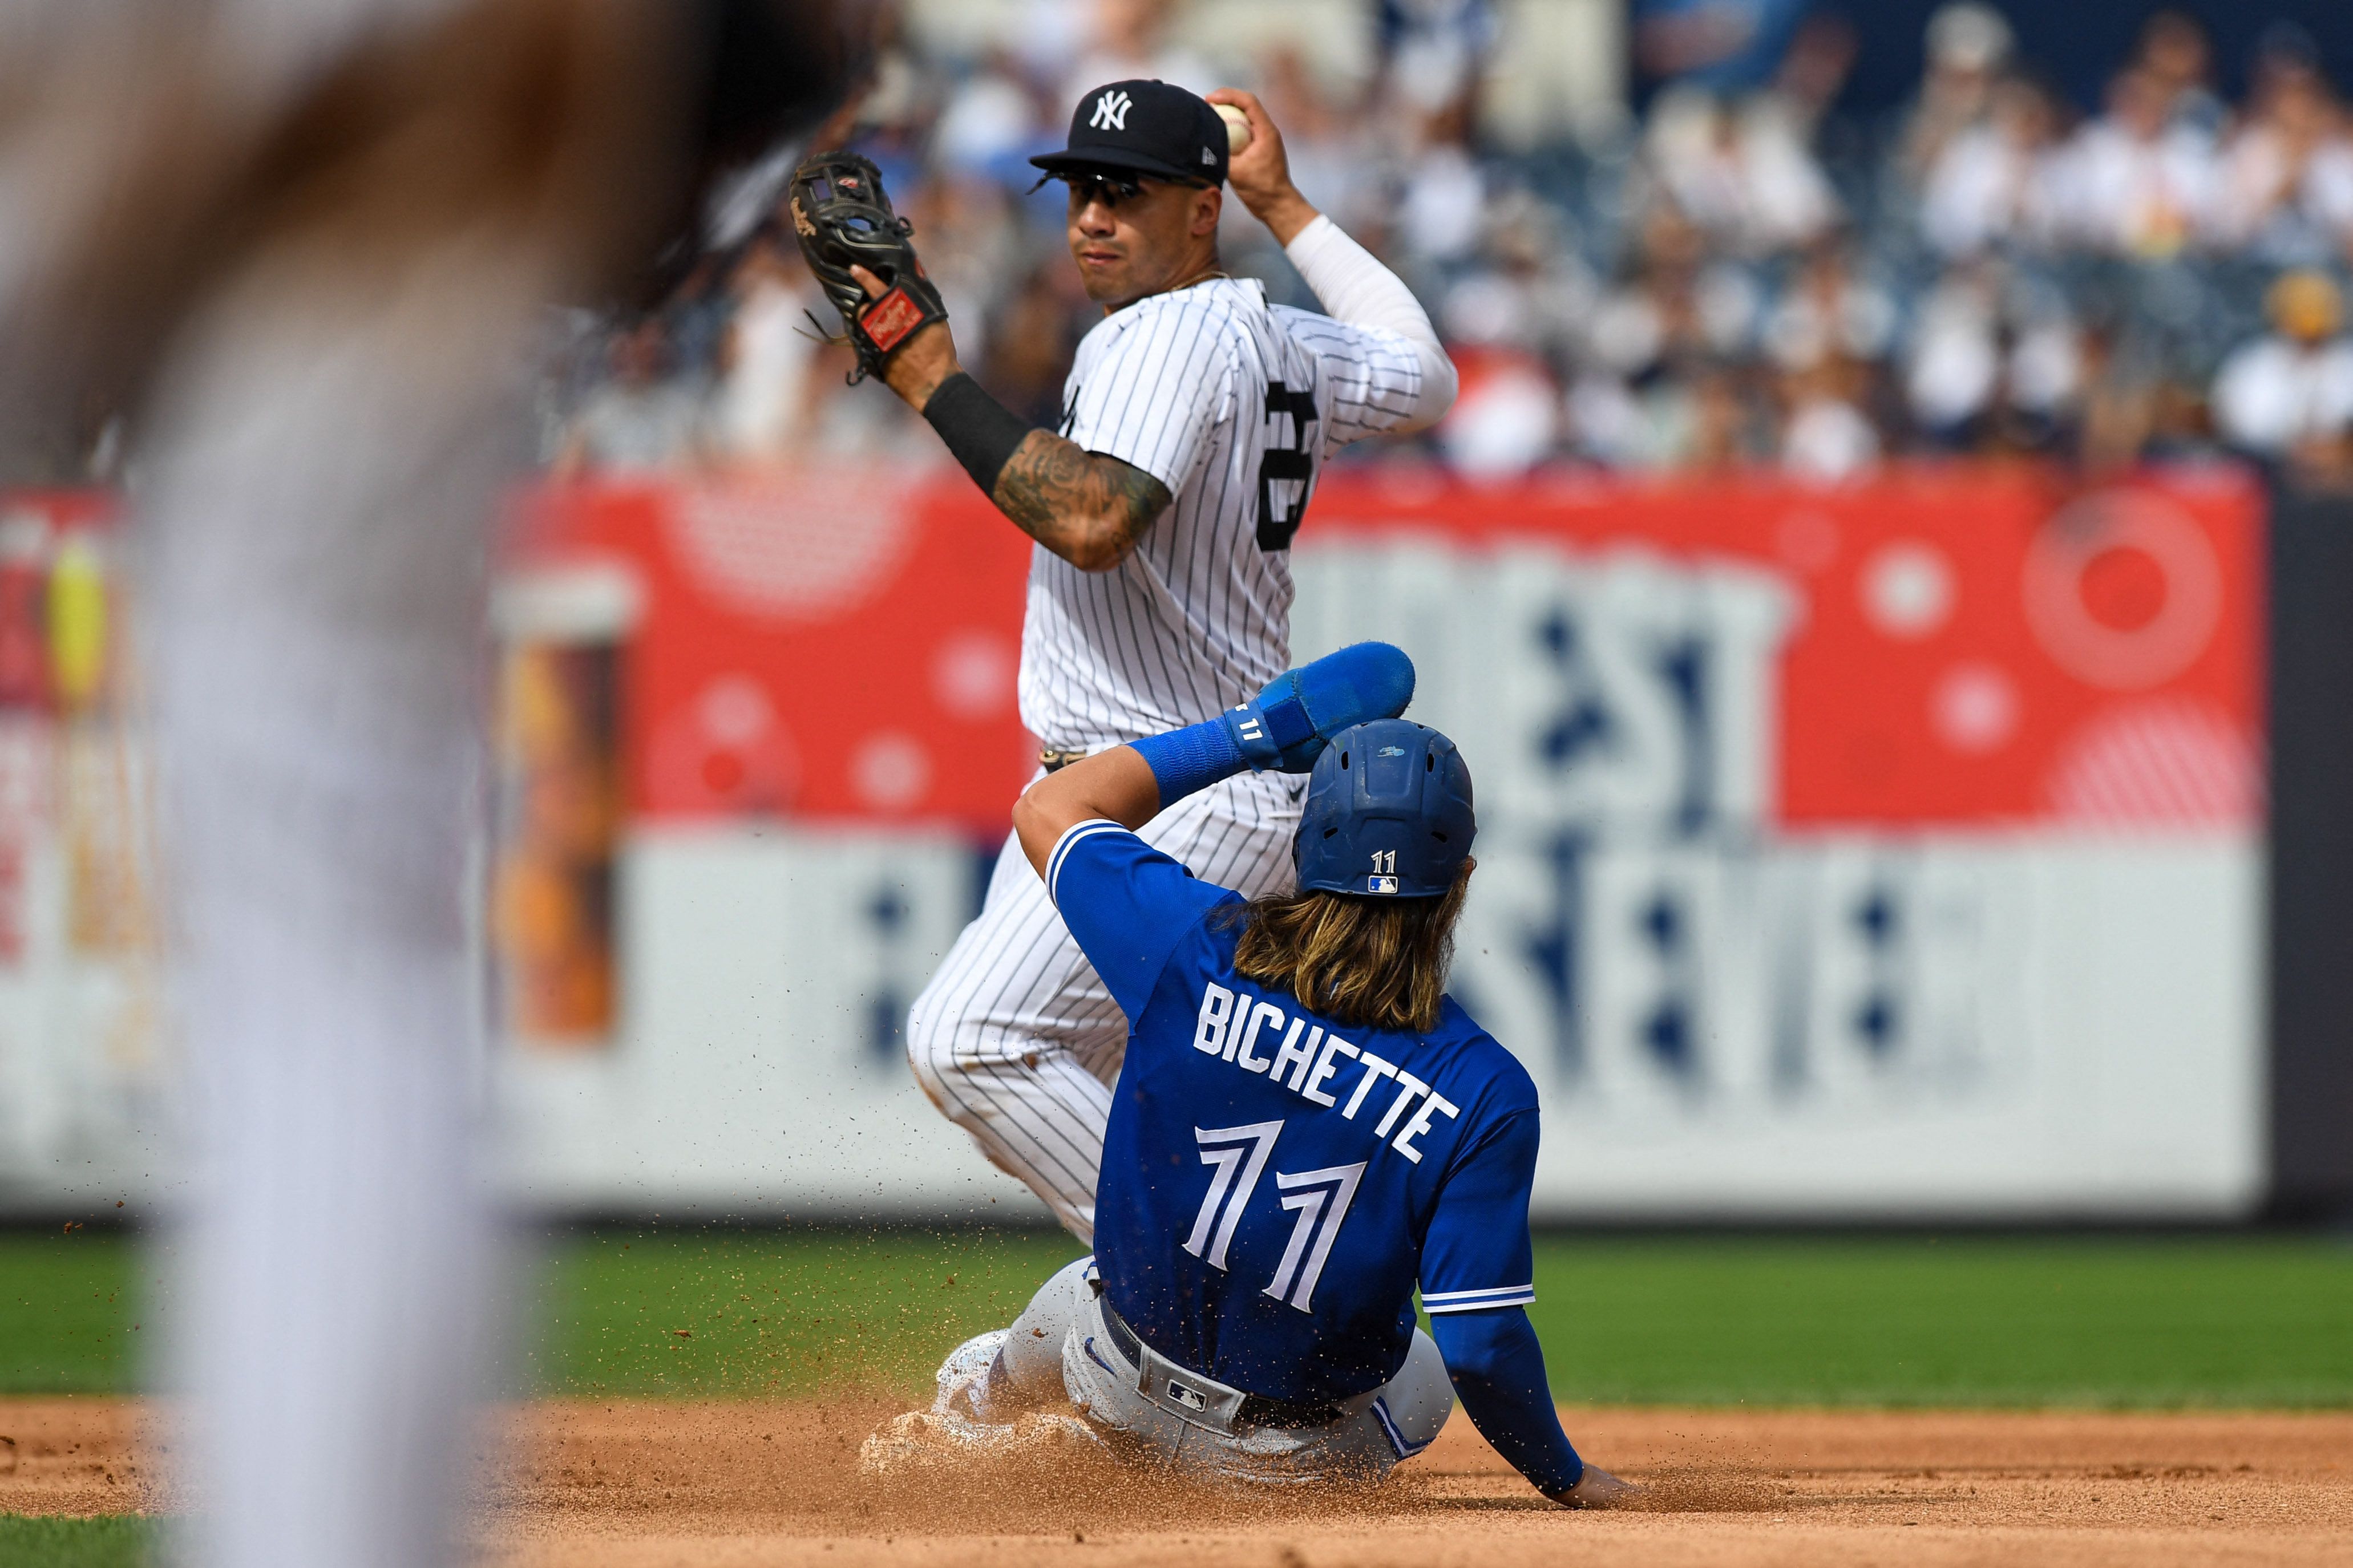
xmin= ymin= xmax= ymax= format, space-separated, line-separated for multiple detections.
xmin=1046 ymin=818 xmax=1542 ymax=1407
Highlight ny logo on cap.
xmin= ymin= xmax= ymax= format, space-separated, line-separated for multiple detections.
xmin=1090 ymin=89 xmax=1133 ymax=131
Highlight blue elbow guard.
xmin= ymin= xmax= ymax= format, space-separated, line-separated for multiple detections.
xmin=1127 ymin=642 xmax=1416 ymax=807
xmin=1219 ymin=641 xmax=1415 ymax=774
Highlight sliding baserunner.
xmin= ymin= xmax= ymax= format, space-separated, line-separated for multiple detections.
xmin=870 ymin=645 xmax=1635 ymax=1504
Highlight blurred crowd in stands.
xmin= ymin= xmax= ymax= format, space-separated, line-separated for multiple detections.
xmin=547 ymin=1 xmax=2353 ymax=487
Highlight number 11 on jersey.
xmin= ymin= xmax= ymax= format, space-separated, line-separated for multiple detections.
xmin=1182 ymin=1121 xmax=1367 ymax=1315
xmin=1182 ymin=1121 xmax=1281 ymax=1269
xmin=1266 ymin=1161 xmax=1365 ymax=1311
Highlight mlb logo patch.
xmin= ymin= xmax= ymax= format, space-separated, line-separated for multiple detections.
xmin=1165 ymin=1379 xmax=1207 ymax=1411
xmin=1368 ymin=875 xmax=1400 ymax=894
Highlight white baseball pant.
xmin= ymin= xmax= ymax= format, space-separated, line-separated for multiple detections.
xmin=994 ymin=1256 xmax=1454 ymax=1484
xmin=906 ymin=768 xmax=1302 ymax=1243
xmin=147 ymin=250 xmax=535 ymax=1568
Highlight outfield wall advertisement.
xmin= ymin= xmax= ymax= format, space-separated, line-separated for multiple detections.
xmin=487 ymin=464 xmax=2266 ymax=1222
xmin=0 ymin=492 xmax=163 ymax=1211
xmin=0 ymin=467 xmax=2266 ymax=1217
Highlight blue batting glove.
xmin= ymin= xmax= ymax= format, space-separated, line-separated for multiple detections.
xmin=1221 ymin=642 xmax=1416 ymax=773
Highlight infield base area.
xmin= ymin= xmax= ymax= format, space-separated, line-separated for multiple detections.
xmin=5 ymin=1397 xmax=2348 ymax=1566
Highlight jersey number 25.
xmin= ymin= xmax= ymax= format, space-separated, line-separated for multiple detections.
xmin=1256 ymin=383 xmax=1319 ymax=552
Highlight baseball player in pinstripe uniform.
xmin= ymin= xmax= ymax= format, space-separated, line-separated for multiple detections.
xmin=833 ymin=80 xmax=1458 ymax=1241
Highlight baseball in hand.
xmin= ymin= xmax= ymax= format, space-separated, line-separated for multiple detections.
xmin=1215 ymin=103 xmax=1252 ymax=154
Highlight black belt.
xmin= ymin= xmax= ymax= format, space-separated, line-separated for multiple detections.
xmin=1040 ymin=747 xmax=1087 ymax=773
xmin=1098 ymin=1298 xmax=1343 ymax=1430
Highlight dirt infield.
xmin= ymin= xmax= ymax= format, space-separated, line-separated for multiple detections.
xmin=5 ymin=1396 xmax=2348 ymax=1566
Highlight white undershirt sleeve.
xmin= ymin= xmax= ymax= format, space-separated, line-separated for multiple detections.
xmin=1283 ymin=213 xmax=1458 ymax=433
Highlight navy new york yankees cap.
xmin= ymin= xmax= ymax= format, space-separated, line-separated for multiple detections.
xmin=1030 ymin=79 xmax=1228 ymax=188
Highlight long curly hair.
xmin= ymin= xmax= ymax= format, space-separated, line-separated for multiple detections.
xmin=1216 ymin=859 xmax=1474 ymax=1036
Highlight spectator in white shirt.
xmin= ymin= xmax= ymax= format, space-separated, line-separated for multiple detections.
xmin=1920 ymin=73 xmax=2064 ymax=258
xmin=2204 ymin=30 xmax=2353 ymax=265
xmin=1586 ymin=204 xmax=1762 ymax=382
xmin=1441 ymin=190 xmax=1596 ymax=368
xmin=1905 ymin=262 xmax=2001 ymax=439
xmin=1894 ymin=3 xmax=2012 ymax=190
xmin=2048 ymin=67 xmax=2215 ymax=258
xmin=1643 ymin=84 xmax=1838 ymax=257
xmin=1780 ymin=356 xmax=1881 ymax=481
xmin=1762 ymin=240 xmax=1896 ymax=372
xmin=1435 ymin=348 xmax=1561 ymax=479
xmin=710 ymin=232 xmax=819 ymax=465
xmin=554 ymin=318 xmax=707 ymax=477
xmin=2212 ymin=270 xmax=2353 ymax=463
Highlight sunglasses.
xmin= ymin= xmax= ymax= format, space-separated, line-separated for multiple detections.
xmin=1053 ymin=171 xmax=1146 ymax=207
xmin=1038 ymin=170 xmax=1210 ymax=208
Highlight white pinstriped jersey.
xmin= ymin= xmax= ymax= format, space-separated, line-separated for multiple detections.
xmin=1018 ymin=277 xmax=1424 ymax=752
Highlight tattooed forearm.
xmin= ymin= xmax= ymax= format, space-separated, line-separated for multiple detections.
xmin=990 ymin=431 xmax=1170 ymax=572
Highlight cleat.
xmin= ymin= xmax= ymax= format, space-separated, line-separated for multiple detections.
xmin=932 ymin=1328 xmax=1012 ymax=1423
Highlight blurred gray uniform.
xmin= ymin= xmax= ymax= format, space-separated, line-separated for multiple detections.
xmin=0 ymin=7 xmax=836 ymax=1568
xmin=905 ymin=216 xmax=1457 ymax=1243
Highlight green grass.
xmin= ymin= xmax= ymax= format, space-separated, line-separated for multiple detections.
xmin=0 ymin=1514 xmax=155 ymax=1567
xmin=524 ymin=1228 xmax=1086 ymax=1399
xmin=0 ymin=1233 xmax=143 ymax=1395
xmin=8 ymin=1228 xmax=2353 ymax=1408
xmin=1526 ymin=1234 xmax=2353 ymax=1409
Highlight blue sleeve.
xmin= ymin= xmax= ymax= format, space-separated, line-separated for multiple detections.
xmin=1428 ymin=1309 xmax=1584 ymax=1498
xmin=1420 ymin=1101 xmax=1579 ymax=1497
xmin=1044 ymin=820 xmax=1235 ymax=1022
xmin=1417 ymin=1107 xmax=1538 ymax=1314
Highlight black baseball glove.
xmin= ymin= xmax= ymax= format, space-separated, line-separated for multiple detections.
xmin=787 ymin=150 xmax=949 ymax=384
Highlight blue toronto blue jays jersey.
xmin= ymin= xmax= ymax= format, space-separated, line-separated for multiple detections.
xmin=1046 ymin=819 xmax=1543 ymax=1407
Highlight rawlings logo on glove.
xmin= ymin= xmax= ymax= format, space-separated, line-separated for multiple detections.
xmin=787 ymin=151 xmax=951 ymax=383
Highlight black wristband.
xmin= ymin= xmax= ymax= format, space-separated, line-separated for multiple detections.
xmin=921 ymin=372 xmax=1034 ymax=500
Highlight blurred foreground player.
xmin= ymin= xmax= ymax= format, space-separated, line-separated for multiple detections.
xmin=793 ymin=78 xmax=1459 ymax=1245
xmin=0 ymin=5 xmax=852 ymax=1566
xmin=867 ymin=644 xmax=1636 ymax=1505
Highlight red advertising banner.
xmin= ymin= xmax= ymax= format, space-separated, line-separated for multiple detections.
xmin=505 ymin=469 xmax=1034 ymax=834
xmin=506 ymin=463 xmax=2263 ymax=839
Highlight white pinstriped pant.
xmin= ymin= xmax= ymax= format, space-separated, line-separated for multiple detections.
xmin=907 ymin=770 xmax=1304 ymax=1243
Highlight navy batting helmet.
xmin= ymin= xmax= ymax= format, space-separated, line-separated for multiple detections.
xmin=1295 ymin=719 xmax=1475 ymax=898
